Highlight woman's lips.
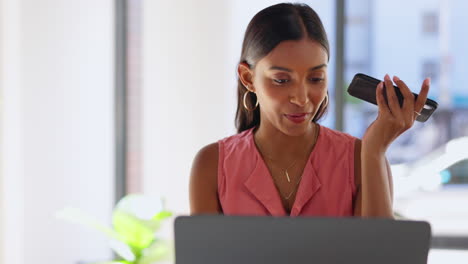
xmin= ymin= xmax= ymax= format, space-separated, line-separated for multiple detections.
xmin=284 ymin=113 xmax=310 ymax=124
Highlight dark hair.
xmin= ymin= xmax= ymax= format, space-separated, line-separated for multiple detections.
xmin=235 ymin=3 xmax=330 ymax=133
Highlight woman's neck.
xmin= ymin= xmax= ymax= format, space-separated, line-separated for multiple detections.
xmin=253 ymin=121 xmax=318 ymax=162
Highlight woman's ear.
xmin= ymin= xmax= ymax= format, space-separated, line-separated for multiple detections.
xmin=237 ymin=62 xmax=255 ymax=92
xmin=322 ymin=93 xmax=329 ymax=108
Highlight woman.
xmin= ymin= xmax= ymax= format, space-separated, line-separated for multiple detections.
xmin=189 ymin=3 xmax=430 ymax=217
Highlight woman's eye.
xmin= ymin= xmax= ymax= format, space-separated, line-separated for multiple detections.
xmin=273 ymin=79 xmax=289 ymax=84
xmin=310 ymin=78 xmax=324 ymax=83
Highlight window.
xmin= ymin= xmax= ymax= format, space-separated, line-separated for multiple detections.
xmin=422 ymin=60 xmax=439 ymax=81
xmin=344 ymin=0 xmax=468 ymax=258
xmin=422 ymin=12 xmax=439 ymax=35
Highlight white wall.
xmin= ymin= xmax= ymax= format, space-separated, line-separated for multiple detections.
xmin=142 ymin=0 xmax=233 ymax=215
xmin=0 ymin=1 xmax=24 ymax=263
xmin=0 ymin=1 xmax=2 ymax=261
xmin=0 ymin=0 xmax=115 ymax=263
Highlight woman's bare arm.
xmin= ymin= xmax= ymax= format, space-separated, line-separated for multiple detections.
xmin=189 ymin=143 xmax=223 ymax=215
xmin=354 ymin=75 xmax=430 ymax=218
xmin=353 ymin=138 xmax=394 ymax=218
xmin=353 ymin=139 xmax=362 ymax=216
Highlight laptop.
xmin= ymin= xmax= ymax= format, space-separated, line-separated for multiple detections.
xmin=174 ymin=215 xmax=431 ymax=264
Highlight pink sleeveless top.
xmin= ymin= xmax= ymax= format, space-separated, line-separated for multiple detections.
xmin=217 ymin=124 xmax=357 ymax=217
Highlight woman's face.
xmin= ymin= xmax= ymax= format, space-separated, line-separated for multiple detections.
xmin=252 ymin=38 xmax=328 ymax=136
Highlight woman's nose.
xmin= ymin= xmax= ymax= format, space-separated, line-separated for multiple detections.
xmin=289 ymin=85 xmax=309 ymax=107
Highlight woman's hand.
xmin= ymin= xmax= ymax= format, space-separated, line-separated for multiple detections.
xmin=356 ymin=74 xmax=430 ymax=218
xmin=362 ymin=74 xmax=431 ymax=154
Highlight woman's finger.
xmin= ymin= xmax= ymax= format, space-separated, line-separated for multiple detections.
xmin=393 ymin=75 xmax=415 ymax=122
xmin=376 ymin=81 xmax=390 ymax=117
xmin=392 ymin=76 xmax=415 ymax=110
xmin=384 ymin=74 xmax=402 ymax=118
xmin=414 ymin=77 xmax=431 ymax=113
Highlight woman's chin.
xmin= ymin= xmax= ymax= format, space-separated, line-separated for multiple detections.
xmin=281 ymin=122 xmax=314 ymax=137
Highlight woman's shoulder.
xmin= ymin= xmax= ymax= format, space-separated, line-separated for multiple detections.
xmin=218 ymin=127 xmax=254 ymax=145
xmin=190 ymin=141 xmax=222 ymax=214
xmin=194 ymin=142 xmax=219 ymax=160
xmin=319 ymin=124 xmax=359 ymax=143
xmin=217 ymin=127 xmax=255 ymax=155
xmin=192 ymin=128 xmax=254 ymax=168
xmin=192 ymin=127 xmax=254 ymax=162
xmin=191 ymin=142 xmax=219 ymax=180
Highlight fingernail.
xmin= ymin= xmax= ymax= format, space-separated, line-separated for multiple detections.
xmin=393 ymin=75 xmax=400 ymax=81
xmin=384 ymin=74 xmax=390 ymax=81
xmin=426 ymin=77 xmax=431 ymax=86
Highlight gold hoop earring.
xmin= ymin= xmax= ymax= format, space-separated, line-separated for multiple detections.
xmin=313 ymin=94 xmax=329 ymax=121
xmin=323 ymin=94 xmax=329 ymax=107
xmin=243 ymin=89 xmax=259 ymax=111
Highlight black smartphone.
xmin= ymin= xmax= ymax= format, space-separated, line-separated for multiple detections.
xmin=347 ymin=73 xmax=438 ymax=122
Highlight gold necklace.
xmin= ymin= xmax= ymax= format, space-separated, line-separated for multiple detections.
xmin=256 ymin=123 xmax=318 ymax=184
xmin=255 ymin=124 xmax=319 ymax=200
xmin=263 ymin=155 xmax=298 ymax=183
xmin=263 ymin=154 xmax=303 ymax=200
xmin=272 ymin=173 xmax=303 ymax=200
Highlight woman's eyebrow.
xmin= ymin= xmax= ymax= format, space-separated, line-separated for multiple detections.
xmin=268 ymin=64 xmax=328 ymax=72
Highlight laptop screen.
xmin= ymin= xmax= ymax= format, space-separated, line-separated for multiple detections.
xmin=175 ymin=215 xmax=431 ymax=264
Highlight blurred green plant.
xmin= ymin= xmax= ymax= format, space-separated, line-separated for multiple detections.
xmin=56 ymin=194 xmax=173 ymax=264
